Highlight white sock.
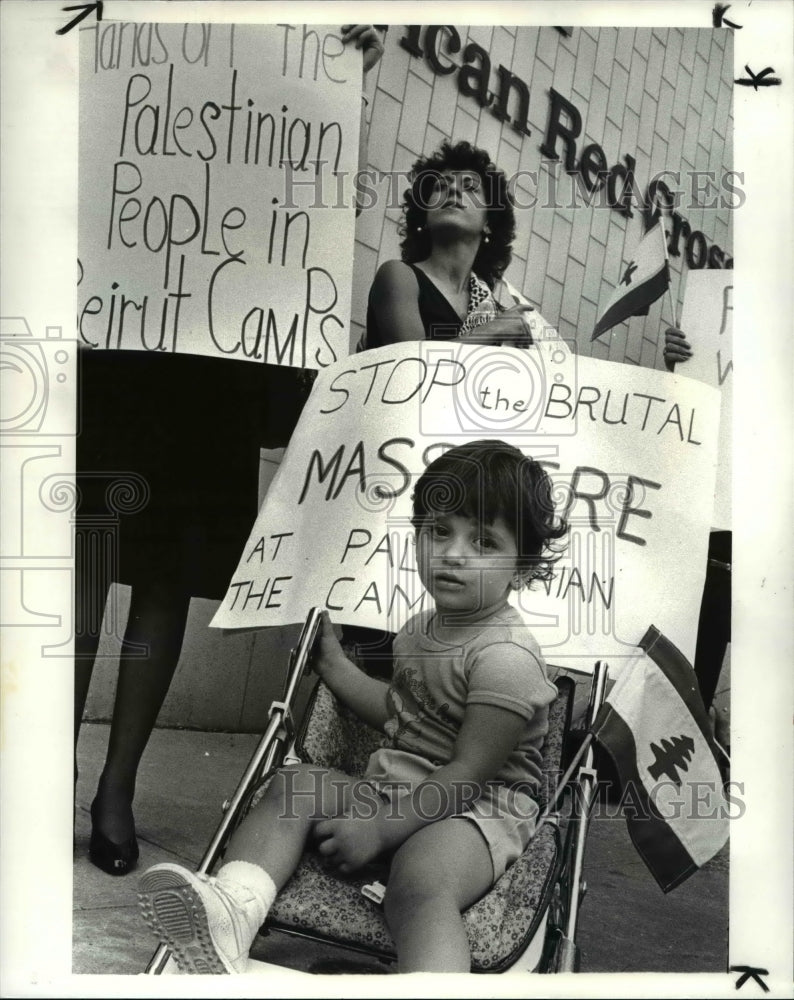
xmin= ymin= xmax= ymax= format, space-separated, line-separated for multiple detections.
xmin=216 ymin=860 xmax=277 ymax=927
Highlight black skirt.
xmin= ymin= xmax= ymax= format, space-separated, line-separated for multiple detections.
xmin=75 ymin=350 xmax=315 ymax=599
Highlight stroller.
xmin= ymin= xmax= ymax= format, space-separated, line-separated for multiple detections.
xmin=144 ymin=607 xmax=608 ymax=975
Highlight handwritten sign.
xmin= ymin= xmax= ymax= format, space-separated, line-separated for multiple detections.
xmin=77 ymin=22 xmax=360 ymax=368
xmin=679 ymin=270 xmax=733 ymax=530
xmin=211 ymin=341 xmax=720 ymax=670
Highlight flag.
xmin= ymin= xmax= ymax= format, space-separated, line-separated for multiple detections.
xmin=592 ymin=625 xmax=729 ymax=892
xmin=591 ymin=222 xmax=670 ymax=340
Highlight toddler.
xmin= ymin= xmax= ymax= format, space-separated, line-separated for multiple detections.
xmin=138 ymin=439 xmax=567 ymax=973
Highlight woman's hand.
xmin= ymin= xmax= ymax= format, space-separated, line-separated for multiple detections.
xmin=663 ymin=326 xmax=693 ymax=371
xmin=341 ymin=25 xmax=385 ymax=74
xmin=464 ymin=305 xmax=535 ymax=347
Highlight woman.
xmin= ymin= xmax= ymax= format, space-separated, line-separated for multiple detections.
xmin=363 ymin=139 xmax=690 ymax=361
xmin=360 ymin=140 xmax=533 ymax=351
xmin=75 ymin=25 xmax=386 ymax=876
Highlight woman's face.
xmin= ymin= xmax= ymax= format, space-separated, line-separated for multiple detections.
xmin=423 ymin=169 xmax=489 ymax=243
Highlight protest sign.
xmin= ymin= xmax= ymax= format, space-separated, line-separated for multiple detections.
xmin=77 ymin=22 xmax=359 ymax=368
xmin=679 ymin=271 xmax=733 ymax=530
xmin=211 ymin=340 xmax=720 ymax=671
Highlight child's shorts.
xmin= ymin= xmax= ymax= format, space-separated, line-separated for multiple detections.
xmin=363 ymin=748 xmax=539 ymax=883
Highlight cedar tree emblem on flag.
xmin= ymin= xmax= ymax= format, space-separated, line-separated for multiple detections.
xmin=592 ymin=625 xmax=729 ymax=892
xmin=648 ymin=734 xmax=695 ymax=786
xmin=592 ymin=223 xmax=671 ymax=340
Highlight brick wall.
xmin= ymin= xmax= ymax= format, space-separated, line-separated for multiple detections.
xmin=353 ymin=25 xmax=734 ymax=371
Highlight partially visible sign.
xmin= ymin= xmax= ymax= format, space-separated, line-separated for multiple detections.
xmin=78 ymin=22 xmax=359 ymax=368
xmin=680 ymin=271 xmax=733 ymax=529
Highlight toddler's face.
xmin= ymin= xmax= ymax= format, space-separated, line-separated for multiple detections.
xmin=416 ymin=511 xmax=520 ymax=620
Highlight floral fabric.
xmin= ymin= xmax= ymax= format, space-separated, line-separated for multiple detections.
xmin=260 ymin=676 xmax=573 ymax=970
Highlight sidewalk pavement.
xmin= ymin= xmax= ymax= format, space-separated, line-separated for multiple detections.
xmin=74 ymin=722 xmax=728 ymax=977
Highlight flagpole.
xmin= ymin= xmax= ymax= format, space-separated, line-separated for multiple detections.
xmin=535 ymin=731 xmax=594 ymax=830
xmin=657 ymin=217 xmax=679 ymax=327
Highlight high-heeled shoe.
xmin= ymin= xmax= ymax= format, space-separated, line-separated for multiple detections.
xmin=89 ymin=800 xmax=139 ymax=876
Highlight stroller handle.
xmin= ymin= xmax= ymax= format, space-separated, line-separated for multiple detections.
xmin=282 ymin=606 xmax=324 ymax=704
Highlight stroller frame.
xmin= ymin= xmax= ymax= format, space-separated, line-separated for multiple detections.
xmin=145 ymin=607 xmax=608 ymax=975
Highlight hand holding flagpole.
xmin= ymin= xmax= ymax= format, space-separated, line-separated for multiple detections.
xmin=656 ymin=219 xmax=695 ymax=371
xmin=658 ymin=217 xmax=679 ymax=328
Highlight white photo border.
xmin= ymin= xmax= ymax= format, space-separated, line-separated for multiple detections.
xmin=1 ymin=1 xmax=791 ymax=996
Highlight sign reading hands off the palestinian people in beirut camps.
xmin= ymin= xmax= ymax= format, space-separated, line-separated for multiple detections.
xmin=78 ymin=22 xmax=359 ymax=368
xmin=679 ymin=271 xmax=733 ymax=531
xmin=212 ymin=341 xmax=721 ymax=670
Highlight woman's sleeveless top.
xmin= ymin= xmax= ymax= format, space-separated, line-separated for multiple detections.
xmin=361 ymin=262 xmax=498 ymax=351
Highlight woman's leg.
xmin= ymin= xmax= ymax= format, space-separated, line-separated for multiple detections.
xmin=74 ymin=632 xmax=101 ymax=759
xmin=91 ymin=583 xmax=191 ymax=843
xmin=74 ymin=544 xmax=112 ymax=783
xmin=693 ymin=531 xmax=732 ymax=710
xmin=383 ymin=818 xmax=494 ymax=972
xmin=75 ymin=545 xmax=113 ymax=742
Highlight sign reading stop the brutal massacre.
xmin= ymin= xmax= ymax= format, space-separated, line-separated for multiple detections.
xmin=78 ymin=22 xmax=360 ymax=368
xmin=212 ymin=340 xmax=720 ymax=669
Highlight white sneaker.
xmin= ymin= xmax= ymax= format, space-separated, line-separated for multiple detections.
xmin=138 ymin=863 xmax=263 ymax=973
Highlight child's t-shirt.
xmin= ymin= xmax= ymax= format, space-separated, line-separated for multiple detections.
xmin=372 ymin=603 xmax=557 ymax=790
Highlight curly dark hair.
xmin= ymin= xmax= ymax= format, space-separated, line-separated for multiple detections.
xmin=411 ymin=440 xmax=568 ymax=586
xmin=399 ymin=141 xmax=516 ymax=289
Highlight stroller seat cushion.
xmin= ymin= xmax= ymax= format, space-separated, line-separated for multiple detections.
xmin=299 ymin=673 xmax=385 ymax=776
xmin=267 ymin=821 xmax=559 ymax=972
